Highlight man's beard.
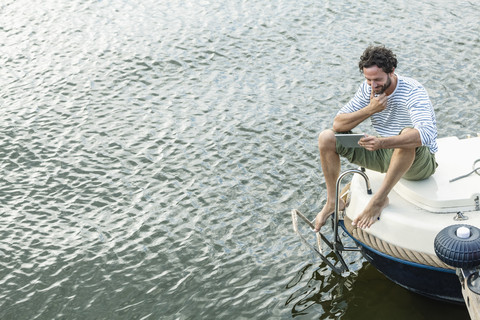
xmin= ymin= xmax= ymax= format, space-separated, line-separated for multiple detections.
xmin=377 ymin=75 xmax=392 ymax=94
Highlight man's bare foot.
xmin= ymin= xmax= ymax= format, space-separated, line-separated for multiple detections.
xmin=314 ymin=199 xmax=345 ymax=232
xmin=352 ymin=196 xmax=389 ymax=229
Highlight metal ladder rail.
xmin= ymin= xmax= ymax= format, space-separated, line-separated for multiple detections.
xmin=291 ymin=209 xmax=345 ymax=275
xmin=332 ymin=169 xmax=372 ymax=254
xmin=291 ymin=168 xmax=372 ymax=275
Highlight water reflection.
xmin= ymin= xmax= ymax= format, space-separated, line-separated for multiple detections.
xmin=287 ymin=262 xmax=470 ymax=319
xmin=286 ymin=263 xmax=355 ymax=318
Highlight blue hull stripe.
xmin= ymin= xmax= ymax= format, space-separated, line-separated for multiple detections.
xmin=339 ymin=220 xmax=455 ymax=274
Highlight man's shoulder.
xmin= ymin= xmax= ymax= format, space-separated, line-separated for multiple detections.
xmin=397 ymin=75 xmax=424 ymax=90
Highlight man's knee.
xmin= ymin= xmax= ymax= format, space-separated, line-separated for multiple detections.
xmin=399 ymin=127 xmax=416 ymax=136
xmin=318 ymin=129 xmax=336 ymax=149
xmin=397 ymin=127 xmax=418 ymax=152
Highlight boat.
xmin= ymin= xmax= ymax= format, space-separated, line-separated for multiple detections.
xmin=292 ymin=135 xmax=480 ymax=317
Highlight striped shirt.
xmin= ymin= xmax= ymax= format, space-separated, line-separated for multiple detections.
xmin=337 ymin=75 xmax=438 ymax=153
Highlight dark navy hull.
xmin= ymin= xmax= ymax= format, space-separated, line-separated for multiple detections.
xmin=339 ymin=221 xmax=463 ymax=304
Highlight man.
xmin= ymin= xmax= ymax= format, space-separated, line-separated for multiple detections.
xmin=314 ymin=45 xmax=438 ymax=232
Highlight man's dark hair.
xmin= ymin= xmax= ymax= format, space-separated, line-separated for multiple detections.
xmin=358 ymin=45 xmax=397 ymax=74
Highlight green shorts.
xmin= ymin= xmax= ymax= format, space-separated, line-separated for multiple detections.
xmin=335 ymin=131 xmax=438 ymax=181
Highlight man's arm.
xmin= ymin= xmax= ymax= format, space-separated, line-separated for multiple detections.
xmin=359 ymin=128 xmax=422 ymax=151
xmin=406 ymin=88 xmax=437 ymax=152
xmin=333 ymin=108 xmax=373 ymax=132
xmin=333 ymin=92 xmax=388 ymax=132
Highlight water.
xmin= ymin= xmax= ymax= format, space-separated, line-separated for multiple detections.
xmin=1 ymin=0 xmax=479 ymax=319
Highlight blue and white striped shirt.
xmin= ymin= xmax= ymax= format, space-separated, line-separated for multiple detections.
xmin=337 ymin=75 xmax=438 ymax=153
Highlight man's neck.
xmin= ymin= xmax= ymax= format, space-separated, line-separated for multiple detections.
xmin=385 ymin=74 xmax=397 ymax=96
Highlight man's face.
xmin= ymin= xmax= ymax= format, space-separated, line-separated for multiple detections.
xmin=363 ymin=66 xmax=394 ymax=94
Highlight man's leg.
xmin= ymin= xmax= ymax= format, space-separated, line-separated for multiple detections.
xmin=352 ymin=144 xmax=416 ymax=229
xmin=314 ymin=130 xmax=344 ymax=232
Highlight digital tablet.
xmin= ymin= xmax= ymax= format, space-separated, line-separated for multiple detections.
xmin=335 ymin=134 xmax=365 ymax=148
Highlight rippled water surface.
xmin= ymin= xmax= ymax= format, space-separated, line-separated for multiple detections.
xmin=1 ymin=0 xmax=479 ymax=319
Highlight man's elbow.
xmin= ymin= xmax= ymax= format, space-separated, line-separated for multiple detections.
xmin=332 ymin=121 xmax=348 ymax=133
xmin=414 ymin=124 xmax=437 ymax=147
xmin=332 ymin=117 xmax=341 ymax=132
